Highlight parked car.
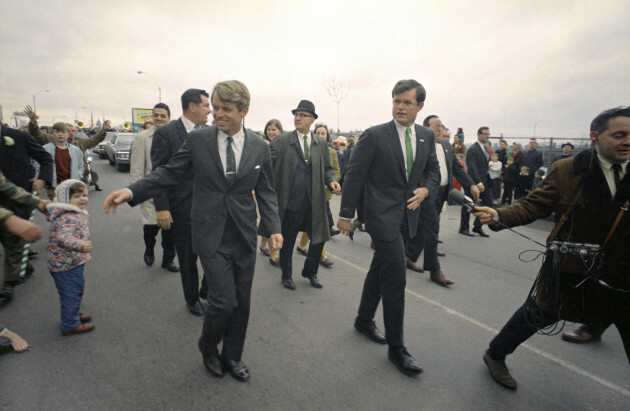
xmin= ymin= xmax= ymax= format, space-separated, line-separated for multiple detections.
xmin=93 ymin=132 xmax=116 ymax=159
xmin=105 ymin=132 xmax=136 ymax=171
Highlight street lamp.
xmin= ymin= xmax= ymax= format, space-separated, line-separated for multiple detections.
xmin=137 ymin=70 xmax=162 ymax=102
xmin=33 ymin=89 xmax=49 ymax=113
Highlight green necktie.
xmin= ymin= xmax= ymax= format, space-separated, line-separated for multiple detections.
xmin=226 ymin=136 xmax=236 ymax=183
xmin=405 ymin=127 xmax=413 ymax=180
xmin=303 ymin=134 xmax=310 ymax=163
xmin=194 ymin=124 xmax=201 ymax=129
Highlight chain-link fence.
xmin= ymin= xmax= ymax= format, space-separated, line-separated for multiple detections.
xmin=490 ymin=136 xmax=592 ymax=168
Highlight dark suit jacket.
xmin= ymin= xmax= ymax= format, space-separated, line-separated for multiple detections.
xmin=130 ymin=126 xmax=281 ymax=258
xmin=521 ymin=148 xmax=543 ymax=176
xmin=151 ymin=118 xmax=195 ymax=223
xmin=339 ymin=120 xmax=440 ymax=242
xmin=0 ymin=125 xmax=53 ymax=191
xmin=465 ymin=141 xmax=491 ymax=186
xmin=269 ymin=130 xmax=337 ymax=244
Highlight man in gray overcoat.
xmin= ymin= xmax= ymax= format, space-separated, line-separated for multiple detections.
xmin=269 ymin=100 xmax=340 ymax=290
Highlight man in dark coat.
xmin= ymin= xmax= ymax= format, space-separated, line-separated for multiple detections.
xmin=551 ymin=142 xmax=574 ymax=165
xmin=474 ymin=107 xmax=630 ymax=390
xmin=521 ymin=138 xmax=543 ymax=176
xmin=337 ymin=79 xmax=440 ymax=376
xmin=269 ymin=100 xmax=340 ymax=291
xmin=105 ymin=80 xmax=283 ymax=382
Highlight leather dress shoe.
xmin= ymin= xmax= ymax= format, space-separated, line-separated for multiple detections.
xmin=0 ymin=285 xmax=14 ymax=300
xmin=483 ymin=349 xmax=517 ymax=390
xmin=269 ymin=257 xmax=281 ymax=267
xmin=406 ymin=260 xmax=424 ymax=273
xmin=200 ymin=343 xmax=224 ymax=377
xmin=282 ymin=277 xmax=296 ymax=290
xmin=296 ymin=246 xmax=308 ymax=257
xmin=62 ymin=323 xmax=95 ymax=336
xmin=302 ymin=272 xmax=323 ymax=288
xmin=354 ymin=320 xmax=386 ymax=344
xmin=188 ymin=301 xmax=205 ymax=316
xmin=437 ymin=250 xmax=446 ymax=257
xmin=259 ymin=246 xmax=270 ymax=257
xmin=459 ymin=229 xmax=474 ymax=237
xmin=162 ymin=262 xmax=180 ymax=272
xmin=319 ymin=258 xmax=334 ymax=268
xmin=143 ymin=251 xmax=155 ymax=266
xmin=388 ymin=346 xmax=423 ymax=376
xmin=430 ymin=271 xmax=454 ymax=286
xmin=79 ymin=313 xmax=91 ymax=323
xmin=472 ymin=227 xmax=490 ymax=237
xmin=561 ymin=327 xmax=601 ymax=344
xmin=222 ymin=357 xmax=250 ymax=382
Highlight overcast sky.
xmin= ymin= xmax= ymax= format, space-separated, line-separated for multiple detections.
xmin=1 ymin=0 xmax=628 ymax=139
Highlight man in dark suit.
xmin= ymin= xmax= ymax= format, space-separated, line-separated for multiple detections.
xmin=405 ymin=115 xmax=478 ymax=286
xmin=521 ymin=138 xmax=544 ymax=177
xmin=337 ymin=79 xmax=440 ymax=376
xmin=0 ymin=124 xmax=53 ymax=299
xmin=269 ymin=100 xmax=340 ymax=291
xmin=459 ymin=127 xmax=494 ymax=237
xmin=105 ymin=80 xmax=283 ymax=382
xmin=151 ymin=88 xmax=211 ymax=316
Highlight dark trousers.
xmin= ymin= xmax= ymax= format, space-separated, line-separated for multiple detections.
xmin=51 ymin=264 xmax=85 ymax=332
xmin=489 ymin=299 xmax=630 ymax=363
xmin=501 ymin=182 xmax=515 ymax=205
xmin=490 ymin=178 xmax=501 ymax=201
xmin=460 ymin=179 xmax=493 ymax=232
xmin=198 ymin=216 xmax=254 ymax=361
xmin=405 ymin=186 xmax=444 ymax=273
xmin=172 ymin=222 xmax=208 ymax=306
xmin=357 ymin=232 xmax=407 ymax=347
xmin=142 ymin=224 xmax=176 ymax=265
xmin=326 ymin=201 xmax=334 ymax=229
xmin=0 ymin=227 xmax=24 ymax=284
xmin=357 ymin=189 xmax=365 ymax=222
xmin=280 ymin=196 xmax=324 ymax=279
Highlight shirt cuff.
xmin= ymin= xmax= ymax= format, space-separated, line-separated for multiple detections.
xmin=124 ymin=188 xmax=133 ymax=201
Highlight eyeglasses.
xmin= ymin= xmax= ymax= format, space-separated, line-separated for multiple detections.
xmin=480 ymin=132 xmax=490 ymax=136
xmin=294 ymin=113 xmax=313 ymax=119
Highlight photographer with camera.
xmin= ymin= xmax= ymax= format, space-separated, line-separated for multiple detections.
xmin=472 ymin=107 xmax=630 ymax=390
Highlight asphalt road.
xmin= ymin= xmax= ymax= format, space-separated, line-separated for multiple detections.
xmin=1 ymin=156 xmax=628 ymax=410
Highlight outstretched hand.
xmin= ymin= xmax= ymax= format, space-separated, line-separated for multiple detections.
xmin=24 ymin=106 xmax=37 ymax=121
xmin=103 ymin=189 xmax=131 ymax=214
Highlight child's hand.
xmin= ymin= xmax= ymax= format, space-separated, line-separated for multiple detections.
xmin=82 ymin=241 xmax=93 ymax=253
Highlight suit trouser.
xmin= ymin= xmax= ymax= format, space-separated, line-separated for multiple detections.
xmin=0 ymin=227 xmax=23 ymax=284
xmin=460 ymin=179 xmax=493 ymax=232
xmin=489 ymin=299 xmax=630 ymax=363
xmin=172 ymin=222 xmax=208 ymax=306
xmin=142 ymin=224 xmax=176 ymax=265
xmin=357 ymin=232 xmax=407 ymax=347
xmin=405 ymin=186 xmax=447 ymax=272
xmin=198 ymin=216 xmax=254 ymax=361
xmin=280 ymin=196 xmax=324 ymax=279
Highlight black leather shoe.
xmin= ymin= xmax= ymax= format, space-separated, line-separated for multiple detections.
xmin=188 ymin=301 xmax=205 ymax=316
xmin=0 ymin=285 xmax=14 ymax=300
xmin=472 ymin=227 xmax=490 ymax=237
xmin=388 ymin=346 xmax=423 ymax=376
xmin=143 ymin=250 xmax=155 ymax=266
xmin=330 ymin=229 xmax=341 ymax=237
xmin=199 ymin=342 xmax=224 ymax=377
xmin=483 ymin=349 xmax=517 ymax=390
xmin=222 ymin=357 xmax=250 ymax=382
xmin=269 ymin=257 xmax=281 ymax=267
xmin=162 ymin=262 xmax=180 ymax=272
xmin=459 ymin=230 xmax=474 ymax=237
xmin=282 ymin=277 xmax=296 ymax=290
xmin=319 ymin=258 xmax=334 ymax=268
xmin=302 ymin=272 xmax=323 ymax=288
xmin=296 ymin=246 xmax=308 ymax=256
xmin=354 ymin=320 xmax=387 ymax=344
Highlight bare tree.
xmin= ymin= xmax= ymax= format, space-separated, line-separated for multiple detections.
xmin=323 ymin=77 xmax=349 ymax=132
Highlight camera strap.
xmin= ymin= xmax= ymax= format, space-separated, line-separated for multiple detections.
xmin=546 ymin=186 xmax=583 ymax=244
xmin=602 ymin=200 xmax=629 ymax=248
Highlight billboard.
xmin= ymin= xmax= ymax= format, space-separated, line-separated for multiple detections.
xmin=131 ymin=108 xmax=153 ymax=128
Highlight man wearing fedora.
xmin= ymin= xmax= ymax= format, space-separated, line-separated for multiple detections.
xmin=269 ymin=100 xmax=341 ymax=290
xmin=551 ymin=142 xmax=574 ymax=165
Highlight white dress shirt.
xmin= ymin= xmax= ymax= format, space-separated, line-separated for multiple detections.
xmin=297 ymin=130 xmax=311 ymax=159
xmin=181 ymin=115 xmax=197 ymax=134
xmin=597 ymin=152 xmax=628 ymax=198
xmin=218 ymin=129 xmax=245 ymax=175
xmin=394 ymin=121 xmax=416 ymax=177
xmin=435 ymin=141 xmax=449 ymax=186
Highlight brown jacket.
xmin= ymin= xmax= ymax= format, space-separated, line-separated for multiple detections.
xmin=493 ymin=149 xmax=630 ymax=324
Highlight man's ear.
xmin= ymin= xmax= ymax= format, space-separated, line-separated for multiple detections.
xmin=589 ymin=131 xmax=599 ymax=143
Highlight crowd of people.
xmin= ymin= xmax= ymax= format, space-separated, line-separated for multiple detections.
xmin=2 ymin=80 xmax=628 ymax=391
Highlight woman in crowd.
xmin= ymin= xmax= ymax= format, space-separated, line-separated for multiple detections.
xmin=259 ymin=119 xmax=283 ymax=267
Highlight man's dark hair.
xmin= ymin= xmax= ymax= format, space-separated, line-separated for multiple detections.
xmin=590 ymin=106 xmax=630 ymax=133
xmin=153 ymin=102 xmax=171 ymax=118
xmin=391 ymin=79 xmax=426 ymax=104
xmin=477 ymin=126 xmax=489 ymax=134
xmin=181 ymin=88 xmax=209 ymax=112
xmin=423 ymin=115 xmax=439 ymax=127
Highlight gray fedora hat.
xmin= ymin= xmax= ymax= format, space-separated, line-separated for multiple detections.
xmin=291 ymin=100 xmax=318 ymax=119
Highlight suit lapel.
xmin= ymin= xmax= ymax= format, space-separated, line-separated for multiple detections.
xmin=386 ymin=121 xmax=406 ymax=179
xmin=205 ymin=127 xmax=224 ymax=177
xmin=238 ymin=131 xmax=254 ymax=175
xmin=291 ymin=131 xmax=305 ymax=162
xmin=176 ymin=118 xmax=188 ymax=144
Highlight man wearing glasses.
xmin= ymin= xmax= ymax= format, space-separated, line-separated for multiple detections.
xmin=459 ymin=127 xmax=495 ymax=237
xmin=269 ymin=100 xmax=341 ymax=290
